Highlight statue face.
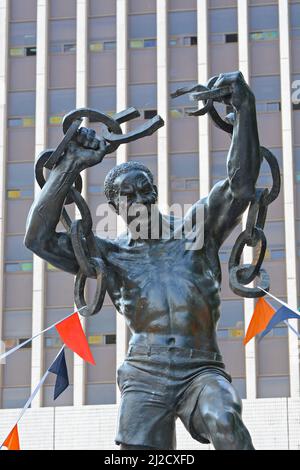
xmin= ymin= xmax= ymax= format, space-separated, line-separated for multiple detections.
xmin=112 ymin=170 xmax=157 ymax=226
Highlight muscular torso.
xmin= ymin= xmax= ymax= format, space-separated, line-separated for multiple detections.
xmin=98 ymin=223 xmax=222 ymax=354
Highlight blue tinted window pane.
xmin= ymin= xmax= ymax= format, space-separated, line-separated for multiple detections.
xmin=49 ymin=89 xmax=76 ymax=115
xmin=9 ymin=22 xmax=36 ymax=45
xmin=5 ymin=236 xmax=33 ymax=261
xmin=209 ymin=8 xmax=237 ymax=34
xmin=88 ymin=86 xmax=116 ymax=111
xmin=249 ymin=6 xmax=279 ymax=31
xmin=218 ymin=300 xmax=244 ymax=329
xmin=2 ymin=387 xmax=31 ymax=408
xmin=87 ymin=306 xmax=116 ymax=335
xmin=129 ymin=14 xmax=156 ymax=38
xmin=232 ymin=378 xmax=246 ymax=399
xmin=291 ymin=5 xmax=300 ymax=29
xmin=169 ymin=11 xmax=197 ymax=35
xmin=86 ymin=383 xmax=116 ymax=405
xmin=49 ymin=19 xmax=76 ymax=42
xmin=7 ymin=162 xmax=34 ymax=187
xmin=89 ymin=17 xmax=116 ymax=40
xmin=8 ymin=92 xmax=36 ymax=116
xmin=128 ymin=83 xmax=157 ymax=108
xmin=251 ymin=75 xmax=281 ymax=101
xmin=3 ymin=310 xmax=32 ymax=337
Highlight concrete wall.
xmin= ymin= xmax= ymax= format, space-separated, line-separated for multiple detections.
xmin=0 ymin=398 xmax=299 ymax=450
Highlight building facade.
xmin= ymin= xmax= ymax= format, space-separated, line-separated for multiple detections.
xmin=0 ymin=0 xmax=299 ymax=447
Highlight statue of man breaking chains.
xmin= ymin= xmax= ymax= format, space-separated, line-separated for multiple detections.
xmin=25 ymin=72 xmax=260 ymax=450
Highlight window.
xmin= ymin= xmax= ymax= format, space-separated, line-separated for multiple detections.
xmin=89 ymin=17 xmax=116 ymax=41
xmin=8 ymin=117 xmax=35 ymax=127
xmin=3 ymin=310 xmax=32 ymax=338
xmin=2 ymin=387 xmax=31 ymax=409
xmin=89 ymin=42 xmax=103 ymax=52
xmin=88 ymin=86 xmax=116 ymax=112
xmin=63 ymin=43 xmax=76 ymax=53
xmin=251 ymin=75 xmax=281 ymax=102
xmin=144 ymin=109 xmax=157 ymax=119
xmin=5 ymin=262 xmax=33 ymax=272
xmin=25 ymin=45 xmax=36 ymax=56
xmin=103 ymin=41 xmax=116 ymax=51
xmin=249 ymin=5 xmax=279 ymax=31
xmin=209 ymin=8 xmax=237 ymax=34
xmin=129 ymin=38 xmax=156 ymax=48
xmin=128 ymin=83 xmax=157 ymax=109
xmin=129 ymin=14 xmax=156 ymax=38
xmin=9 ymin=21 xmax=36 ymax=46
xmin=48 ymin=89 xmax=76 ymax=115
xmin=225 ymin=33 xmax=238 ymax=43
xmin=5 ymin=235 xmax=33 ymax=262
xmin=293 ymin=103 xmax=300 ymax=111
xmin=105 ymin=334 xmax=116 ymax=345
xmin=8 ymin=91 xmax=36 ymax=117
xmin=169 ymin=11 xmax=197 ymax=36
xmin=250 ymin=31 xmax=279 ymax=41
xmin=49 ymin=19 xmax=76 ymax=42
xmin=183 ymin=36 xmax=197 ymax=46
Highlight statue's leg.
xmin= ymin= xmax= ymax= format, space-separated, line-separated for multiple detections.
xmin=192 ymin=375 xmax=255 ymax=450
xmin=120 ymin=444 xmax=157 ymax=450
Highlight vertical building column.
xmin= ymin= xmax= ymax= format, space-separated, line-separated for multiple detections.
xmin=0 ymin=0 xmax=9 ymax=405
xmin=156 ymin=0 xmax=169 ymax=213
xmin=116 ymin=0 xmax=128 ymax=399
xmin=31 ymin=0 xmax=48 ymax=407
xmin=238 ymin=0 xmax=257 ymax=399
xmin=73 ymin=0 xmax=88 ymax=407
xmin=279 ymin=0 xmax=299 ymax=397
xmin=197 ymin=0 xmax=210 ymax=199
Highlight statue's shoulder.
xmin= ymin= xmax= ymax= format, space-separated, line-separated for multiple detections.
xmin=94 ymin=231 xmax=129 ymax=256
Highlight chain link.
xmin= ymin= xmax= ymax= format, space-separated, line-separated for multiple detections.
xmin=171 ymin=85 xmax=281 ymax=298
xmin=35 ymin=107 xmax=164 ymax=316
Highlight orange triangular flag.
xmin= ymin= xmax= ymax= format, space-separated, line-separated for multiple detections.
xmin=2 ymin=424 xmax=20 ymax=450
xmin=244 ymin=297 xmax=275 ymax=345
xmin=55 ymin=313 xmax=95 ymax=365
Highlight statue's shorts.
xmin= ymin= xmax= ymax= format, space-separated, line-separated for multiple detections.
xmin=115 ymin=344 xmax=232 ymax=449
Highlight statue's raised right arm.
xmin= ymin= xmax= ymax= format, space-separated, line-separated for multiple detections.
xmin=24 ymin=129 xmax=107 ymax=273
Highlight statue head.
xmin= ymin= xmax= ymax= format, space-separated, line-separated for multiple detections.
xmin=104 ymin=161 xmax=158 ymax=227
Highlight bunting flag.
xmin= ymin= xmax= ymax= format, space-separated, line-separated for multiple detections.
xmin=259 ymin=305 xmax=300 ymax=341
xmin=49 ymin=348 xmax=69 ymax=400
xmin=1 ymin=425 xmax=20 ymax=451
xmin=55 ymin=313 xmax=95 ymax=365
xmin=244 ymin=297 xmax=275 ymax=345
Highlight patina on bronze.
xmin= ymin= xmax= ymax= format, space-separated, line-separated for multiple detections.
xmin=25 ymin=72 xmax=280 ymax=450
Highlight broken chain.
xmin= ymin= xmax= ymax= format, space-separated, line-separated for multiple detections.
xmin=171 ymin=82 xmax=281 ymax=298
xmin=35 ymin=107 xmax=164 ymax=315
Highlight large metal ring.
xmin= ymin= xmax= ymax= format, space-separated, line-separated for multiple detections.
xmin=35 ymin=149 xmax=83 ymax=206
xmin=229 ymin=227 xmax=267 ymax=285
xmin=63 ymin=107 xmax=122 ymax=155
xmin=71 ymin=219 xmax=96 ymax=278
xmin=229 ymin=265 xmax=270 ymax=298
xmin=74 ymin=257 xmax=107 ymax=317
xmin=260 ymin=147 xmax=281 ymax=206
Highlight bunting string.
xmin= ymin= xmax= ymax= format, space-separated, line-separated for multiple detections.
xmin=0 ymin=345 xmax=65 ymax=450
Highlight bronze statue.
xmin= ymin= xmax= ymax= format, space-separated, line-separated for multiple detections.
xmin=24 ymin=72 xmax=280 ymax=450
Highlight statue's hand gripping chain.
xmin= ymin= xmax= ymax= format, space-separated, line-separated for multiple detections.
xmin=35 ymin=107 xmax=164 ymax=316
xmin=171 ymin=76 xmax=281 ymax=298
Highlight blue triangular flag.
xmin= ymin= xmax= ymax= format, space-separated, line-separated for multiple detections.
xmin=259 ymin=305 xmax=300 ymax=340
xmin=48 ymin=348 xmax=69 ymax=400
